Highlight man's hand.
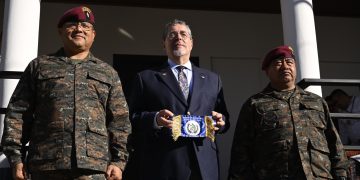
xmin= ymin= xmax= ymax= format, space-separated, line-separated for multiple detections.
xmin=156 ymin=109 xmax=174 ymax=128
xmin=106 ymin=164 xmax=122 ymax=180
xmin=12 ymin=162 xmax=27 ymax=180
xmin=212 ymin=111 xmax=225 ymax=131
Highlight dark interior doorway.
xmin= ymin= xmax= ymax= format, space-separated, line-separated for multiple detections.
xmin=113 ymin=54 xmax=199 ymax=101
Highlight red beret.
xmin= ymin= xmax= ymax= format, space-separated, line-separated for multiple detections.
xmin=262 ymin=45 xmax=295 ymax=70
xmin=57 ymin=6 xmax=95 ymax=28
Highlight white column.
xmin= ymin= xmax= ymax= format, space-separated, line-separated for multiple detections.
xmin=280 ymin=0 xmax=322 ymax=96
xmin=0 ymin=0 xmax=40 ymax=168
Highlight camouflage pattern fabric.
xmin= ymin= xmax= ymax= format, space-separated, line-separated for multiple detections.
xmin=31 ymin=169 xmax=106 ymax=180
xmin=228 ymin=85 xmax=348 ymax=180
xmin=1 ymin=48 xmax=131 ymax=173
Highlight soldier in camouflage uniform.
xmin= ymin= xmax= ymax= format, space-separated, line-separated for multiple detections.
xmin=1 ymin=6 xmax=131 ymax=180
xmin=228 ymin=46 xmax=348 ymax=180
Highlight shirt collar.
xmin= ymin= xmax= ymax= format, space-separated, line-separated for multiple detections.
xmin=168 ymin=59 xmax=192 ymax=70
xmin=55 ymin=48 xmax=97 ymax=63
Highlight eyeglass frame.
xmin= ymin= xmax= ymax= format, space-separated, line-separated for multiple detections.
xmin=63 ymin=21 xmax=94 ymax=31
xmin=271 ymin=57 xmax=296 ymax=67
xmin=166 ymin=31 xmax=192 ymax=40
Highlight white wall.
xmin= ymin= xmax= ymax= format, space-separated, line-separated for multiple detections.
xmin=211 ymin=56 xmax=268 ymax=178
xmin=316 ymin=16 xmax=360 ymax=97
xmin=1 ymin=2 xmax=360 ymax=179
xmin=38 ymin=3 xmax=285 ymax=65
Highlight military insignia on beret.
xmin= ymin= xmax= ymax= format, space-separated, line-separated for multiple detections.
xmin=85 ymin=11 xmax=91 ymax=19
xmin=81 ymin=7 xmax=91 ymax=21
xmin=82 ymin=7 xmax=92 ymax=13
xmin=82 ymin=7 xmax=92 ymax=19
xmin=288 ymin=46 xmax=294 ymax=54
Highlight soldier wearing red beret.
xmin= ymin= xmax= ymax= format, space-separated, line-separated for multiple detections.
xmin=228 ymin=45 xmax=348 ymax=179
xmin=1 ymin=6 xmax=131 ymax=180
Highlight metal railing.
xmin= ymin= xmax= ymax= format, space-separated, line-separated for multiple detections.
xmin=298 ymin=78 xmax=360 ymax=150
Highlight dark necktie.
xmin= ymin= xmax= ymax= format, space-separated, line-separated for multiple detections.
xmin=176 ymin=66 xmax=189 ymax=100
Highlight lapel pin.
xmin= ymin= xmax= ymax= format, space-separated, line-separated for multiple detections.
xmin=162 ymin=73 xmax=167 ymax=76
xmin=201 ymin=75 xmax=205 ymax=79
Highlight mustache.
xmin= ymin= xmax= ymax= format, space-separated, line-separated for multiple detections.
xmin=173 ymin=42 xmax=185 ymax=48
xmin=280 ymin=70 xmax=292 ymax=76
xmin=71 ymin=33 xmax=85 ymax=39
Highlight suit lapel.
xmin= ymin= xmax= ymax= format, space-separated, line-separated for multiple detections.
xmin=156 ymin=65 xmax=188 ymax=106
xmin=188 ymin=65 xmax=206 ymax=112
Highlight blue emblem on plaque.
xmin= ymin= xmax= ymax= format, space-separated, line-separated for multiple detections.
xmin=172 ymin=115 xmax=215 ymax=141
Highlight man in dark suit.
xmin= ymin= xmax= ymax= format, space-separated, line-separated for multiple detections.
xmin=123 ymin=19 xmax=229 ymax=180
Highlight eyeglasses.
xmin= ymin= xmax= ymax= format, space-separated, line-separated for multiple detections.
xmin=64 ymin=22 xmax=94 ymax=31
xmin=167 ymin=31 xmax=191 ymax=40
xmin=273 ymin=57 xmax=295 ymax=66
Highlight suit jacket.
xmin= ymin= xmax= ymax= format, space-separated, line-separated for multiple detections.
xmin=124 ymin=63 xmax=229 ymax=180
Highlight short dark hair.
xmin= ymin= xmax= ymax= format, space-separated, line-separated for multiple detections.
xmin=162 ymin=19 xmax=192 ymax=41
xmin=329 ymin=89 xmax=348 ymax=98
xmin=325 ymin=95 xmax=332 ymax=102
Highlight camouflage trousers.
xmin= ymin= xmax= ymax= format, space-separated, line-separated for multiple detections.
xmin=30 ymin=169 xmax=106 ymax=180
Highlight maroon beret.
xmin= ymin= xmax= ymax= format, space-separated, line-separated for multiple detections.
xmin=262 ymin=45 xmax=295 ymax=70
xmin=57 ymin=6 xmax=95 ymax=28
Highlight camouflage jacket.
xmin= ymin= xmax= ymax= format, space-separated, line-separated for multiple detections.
xmin=1 ymin=48 xmax=131 ymax=172
xmin=228 ymin=85 xmax=348 ymax=180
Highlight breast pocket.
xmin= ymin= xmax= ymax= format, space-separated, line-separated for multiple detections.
xmin=301 ymin=101 xmax=328 ymax=139
xmin=261 ymin=110 xmax=280 ymax=131
xmin=301 ymin=101 xmax=326 ymax=128
xmin=37 ymin=69 xmax=66 ymax=99
xmin=257 ymin=101 xmax=291 ymax=131
xmin=87 ymin=72 xmax=111 ymax=103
